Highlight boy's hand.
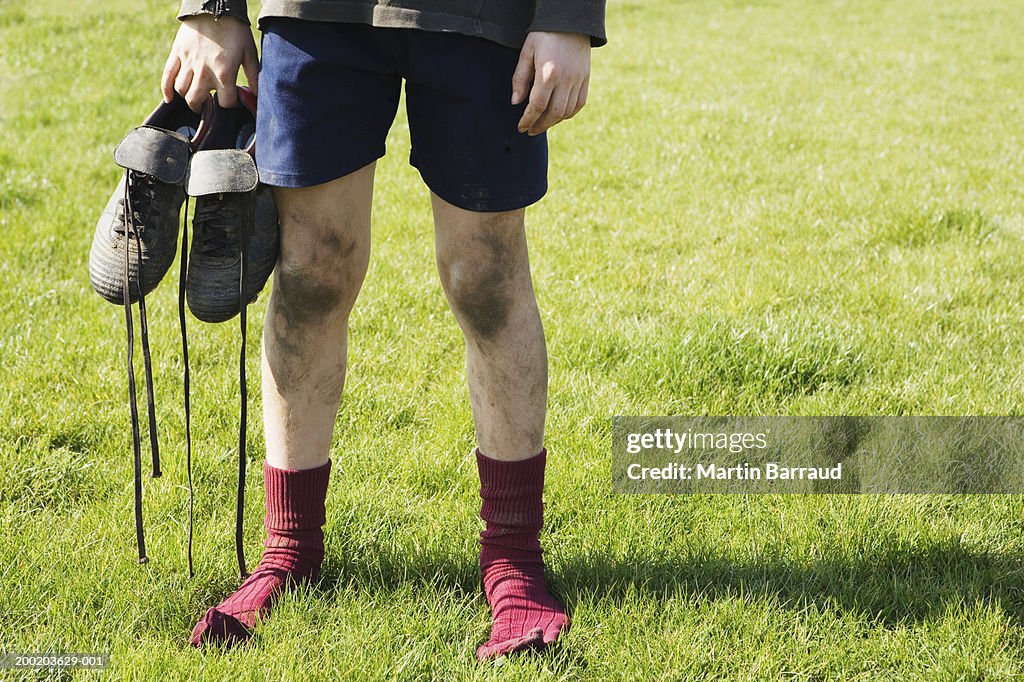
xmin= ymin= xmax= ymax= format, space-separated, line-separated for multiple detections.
xmin=161 ymin=15 xmax=259 ymax=111
xmin=512 ymin=31 xmax=591 ymax=136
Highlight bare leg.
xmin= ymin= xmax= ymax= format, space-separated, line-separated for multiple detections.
xmin=431 ymin=194 xmax=546 ymax=461
xmin=263 ymin=163 xmax=375 ymax=471
xmin=432 ymin=193 xmax=567 ymax=660
xmin=190 ymin=164 xmax=375 ymax=647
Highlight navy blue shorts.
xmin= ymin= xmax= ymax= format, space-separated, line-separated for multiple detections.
xmin=255 ymin=19 xmax=548 ymax=213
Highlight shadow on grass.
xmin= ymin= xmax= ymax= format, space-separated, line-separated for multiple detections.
xmin=316 ymin=547 xmax=590 ymax=670
xmin=317 ymin=535 xmax=1024 ymax=629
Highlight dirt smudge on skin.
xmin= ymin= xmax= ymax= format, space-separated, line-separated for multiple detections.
xmin=440 ymin=218 xmax=525 ymax=341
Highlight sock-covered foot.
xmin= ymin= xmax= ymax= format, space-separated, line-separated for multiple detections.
xmin=190 ymin=460 xmax=331 ymax=647
xmin=476 ymin=449 xmax=568 ymax=661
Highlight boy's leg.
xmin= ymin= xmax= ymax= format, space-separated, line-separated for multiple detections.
xmin=431 ymin=199 xmax=545 ymax=461
xmin=400 ymin=26 xmax=564 ymax=660
xmin=191 ymin=166 xmax=374 ymax=646
xmin=432 ymin=196 xmax=568 ymax=659
xmin=189 ymin=16 xmax=401 ymax=646
xmin=263 ymin=167 xmax=374 ymax=471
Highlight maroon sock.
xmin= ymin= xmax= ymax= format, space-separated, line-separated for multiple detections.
xmin=190 ymin=459 xmax=331 ymax=647
xmin=476 ymin=449 xmax=568 ymax=661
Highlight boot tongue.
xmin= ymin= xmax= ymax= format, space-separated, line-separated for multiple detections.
xmin=113 ymin=126 xmax=191 ymax=184
xmin=186 ymin=149 xmax=259 ymax=196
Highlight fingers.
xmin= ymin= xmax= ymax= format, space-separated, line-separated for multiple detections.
xmin=242 ymin=44 xmax=260 ymax=97
xmin=174 ymin=67 xmax=195 ymax=105
xmin=514 ymin=32 xmax=592 ymax=136
xmin=163 ymin=16 xmax=256 ymax=111
xmin=174 ymin=62 xmax=241 ymax=110
xmin=216 ymin=77 xmax=239 ymax=108
xmin=563 ymin=80 xmax=583 ymax=119
xmin=563 ymin=76 xmax=590 ymax=121
xmin=180 ymin=69 xmax=218 ymax=112
xmin=517 ymin=75 xmax=553 ymax=135
xmin=176 ymin=64 xmax=223 ymax=112
xmin=184 ymin=75 xmax=211 ymax=113
xmin=530 ymin=81 xmax=576 ymax=134
xmin=189 ymin=60 xmax=241 ymax=109
xmin=176 ymin=63 xmax=239 ymax=111
xmin=511 ymin=39 xmax=535 ymax=105
xmin=161 ymin=55 xmax=181 ymax=103
xmin=522 ymin=75 xmax=587 ymax=136
xmin=575 ymin=76 xmax=590 ymax=115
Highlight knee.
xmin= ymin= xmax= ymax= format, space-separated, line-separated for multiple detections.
xmin=274 ymin=212 xmax=368 ymax=324
xmin=437 ymin=227 xmax=528 ymax=340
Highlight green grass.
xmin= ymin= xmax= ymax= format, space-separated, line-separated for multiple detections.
xmin=3 ymin=0 xmax=1024 ymax=678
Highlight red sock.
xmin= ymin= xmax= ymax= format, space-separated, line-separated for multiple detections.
xmin=190 ymin=459 xmax=331 ymax=646
xmin=476 ymin=449 xmax=568 ymax=661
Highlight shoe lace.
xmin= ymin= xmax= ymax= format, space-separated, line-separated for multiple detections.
xmin=183 ymin=191 xmax=255 ymax=582
xmin=178 ymin=195 xmax=195 ymax=579
xmin=193 ymin=194 xmax=245 ymax=258
xmin=120 ymin=169 xmax=164 ymax=568
xmin=236 ymin=199 xmax=252 ymax=581
xmin=121 ymin=173 xmax=254 ymax=582
xmin=176 ymin=190 xmax=252 ymax=581
xmin=116 ymin=171 xmax=162 ymax=238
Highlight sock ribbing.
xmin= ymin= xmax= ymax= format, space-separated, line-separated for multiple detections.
xmin=189 ymin=459 xmax=331 ymax=646
xmin=476 ymin=449 xmax=568 ymax=661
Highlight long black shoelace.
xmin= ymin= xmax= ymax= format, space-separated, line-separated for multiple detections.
xmin=178 ymin=196 xmax=195 ymax=578
xmin=123 ymin=178 xmax=253 ymax=580
xmin=236 ymin=198 xmax=251 ymax=581
xmin=183 ymin=192 xmax=252 ymax=581
xmin=121 ymin=170 xmax=163 ymax=565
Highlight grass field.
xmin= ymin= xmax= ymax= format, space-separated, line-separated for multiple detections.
xmin=3 ymin=0 xmax=1024 ymax=679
